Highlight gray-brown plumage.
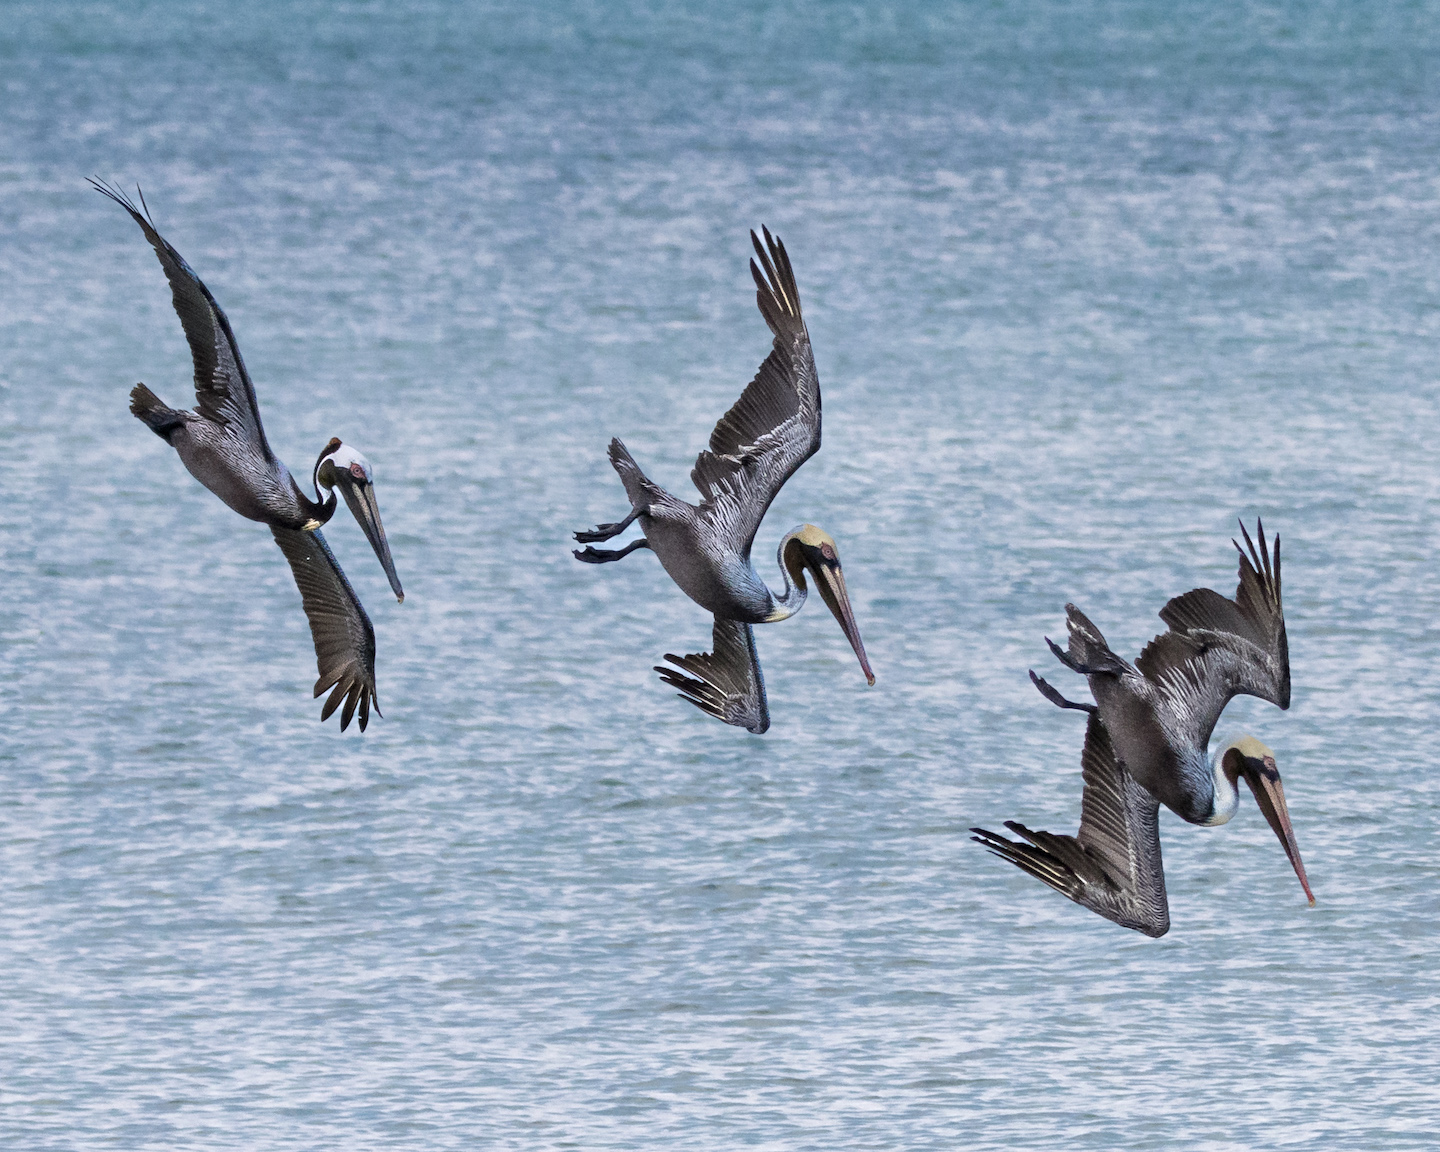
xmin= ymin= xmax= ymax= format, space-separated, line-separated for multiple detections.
xmin=271 ymin=526 xmax=380 ymax=732
xmin=971 ymin=712 xmax=1170 ymax=937
xmin=655 ymin=617 xmax=769 ymax=734
xmin=94 ymin=179 xmax=403 ymax=731
xmin=573 ymin=227 xmax=873 ymax=732
xmin=975 ymin=521 xmax=1313 ymax=936
xmin=1046 ymin=521 xmax=1291 ymax=826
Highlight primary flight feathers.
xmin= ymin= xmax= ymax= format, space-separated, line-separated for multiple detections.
xmin=574 ymin=227 xmax=871 ymax=733
xmin=972 ymin=714 xmax=1170 ymax=938
xmin=974 ymin=521 xmax=1310 ymax=936
xmin=94 ymin=185 xmax=1320 ymax=933
xmin=94 ymin=179 xmax=402 ymax=731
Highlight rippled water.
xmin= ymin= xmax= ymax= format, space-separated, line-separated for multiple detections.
xmin=4 ymin=2 xmax=1440 ymax=1147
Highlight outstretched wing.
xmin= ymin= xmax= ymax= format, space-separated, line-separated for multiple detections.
xmin=1135 ymin=520 xmax=1289 ymax=751
xmin=92 ymin=179 xmax=274 ymax=459
xmin=271 ymin=526 xmax=379 ymax=732
xmin=971 ymin=716 xmax=1170 ymax=937
xmin=655 ymin=617 xmax=770 ymax=734
xmin=690 ymin=227 xmax=821 ymax=555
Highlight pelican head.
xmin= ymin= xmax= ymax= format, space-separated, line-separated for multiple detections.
xmin=778 ymin=524 xmax=875 ymax=685
xmin=1219 ymin=736 xmax=1314 ymax=906
xmin=314 ymin=437 xmax=404 ymax=602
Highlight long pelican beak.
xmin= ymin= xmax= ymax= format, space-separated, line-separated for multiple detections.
xmin=1239 ymin=755 xmax=1314 ymax=905
xmin=805 ymin=552 xmax=875 ymax=686
xmin=334 ymin=472 xmax=404 ymax=602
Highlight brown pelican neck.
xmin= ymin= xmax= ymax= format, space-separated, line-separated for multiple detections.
xmin=294 ymin=479 xmax=337 ymax=530
xmin=300 ymin=436 xmax=345 ymax=529
xmin=1200 ymin=737 xmax=1250 ymax=826
xmin=766 ymin=531 xmax=810 ymax=621
xmin=312 ymin=436 xmax=343 ymax=500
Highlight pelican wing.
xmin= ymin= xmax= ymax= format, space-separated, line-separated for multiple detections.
xmin=92 ymin=180 xmax=274 ymax=459
xmin=271 ymin=526 xmax=379 ymax=732
xmin=971 ymin=716 xmax=1170 ymax=937
xmin=689 ymin=228 xmax=821 ymax=554
xmin=1136 ymin=521 xmax=1289 ymax=749
xmin=654 ymin=617 xmax=770 ymax=734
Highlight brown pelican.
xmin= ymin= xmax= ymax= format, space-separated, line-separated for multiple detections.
xmin=93 ymin=180 xmax=403 ymax=732
xmin=971 ymin=522 xmax=1313 ymax=936
xmin=573 ymin=227 xmax=873 ymax=733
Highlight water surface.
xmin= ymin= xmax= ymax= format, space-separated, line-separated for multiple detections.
xmin=3 ymin=2 xmax=1440 ymax=1148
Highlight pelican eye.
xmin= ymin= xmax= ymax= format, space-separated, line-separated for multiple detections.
xmin=350 ymin=463 xmax=367 ymax=481
xmin=820 ymin=543 xmax=837 ymax=562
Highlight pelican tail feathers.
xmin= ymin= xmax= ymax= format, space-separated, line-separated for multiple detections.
xmin=129 ymin=383 xmax=186 ymax=442
xmin=606 ymin=438 xmax=665 ymax=512
xmin=1064 ymin=604 xmax=1131 ymax=677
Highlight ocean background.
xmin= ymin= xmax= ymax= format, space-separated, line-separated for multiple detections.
xmin=3 ymin=1 xmax=1440 ymax=1147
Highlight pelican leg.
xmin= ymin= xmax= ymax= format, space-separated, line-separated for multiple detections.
xmin=574 ymin=538 xmax=652 ymax=564
xmin=1030 ymin=670 xmax=1096 ymax=714
xmin=574 ymin=507 xmax=642 ymax=544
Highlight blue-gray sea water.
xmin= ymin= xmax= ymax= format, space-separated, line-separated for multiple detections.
xmin=4 ymin=2 xmax=1440 ymax=1148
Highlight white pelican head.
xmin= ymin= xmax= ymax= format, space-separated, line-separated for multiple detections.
xmin=314 ymin=437 xmax=404 ymax=602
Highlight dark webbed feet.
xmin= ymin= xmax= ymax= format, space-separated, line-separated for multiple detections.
xmin=573 ymin=507 xmax=641 ymax=543
xmin=1030 ymin=670 xmax=1097 ymax=714
xmin=573 ymin=538 xmax=652 ymax=564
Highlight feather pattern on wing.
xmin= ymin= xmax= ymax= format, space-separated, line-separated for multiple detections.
xmin=1135 ymin=520 xmax=1289 ymax=751
xmin=91 ymin=179 xmax=274 ymax=460
xmin=654 ymin=616 xmax=769 ymax=734
xmin=690 ymin=227 xmax=821 ymax=556
xmin=271 ymin=526 xmax=379 ymax=732
xmin=971 ymin=716 xmax=1170 ymax=937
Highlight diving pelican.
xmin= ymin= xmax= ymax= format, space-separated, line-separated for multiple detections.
xmin=94 ymin=180 xmax=403 ymax=732
xmin=971 ymin=522 xmax=1313 ymax=936
xmin=573 ymin=227 xmax=873 ymax=733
